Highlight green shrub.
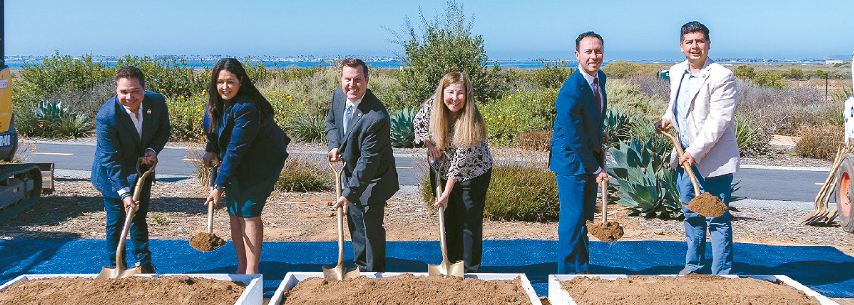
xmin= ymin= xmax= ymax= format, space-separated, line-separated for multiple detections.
xmin=605 ymin=79 xmax=668 ymax=121
xmin=392 ymin=0 xmax=512 ymax=107
xmin=480 ymin=88 xmax=558 ymax=146
xmin=390 ymin=107 xmax=416 ymax=148
xmin=116 ymin=55 xmax=207 ymax=99
xmin=285 ymin=114 xmax=326 ymax=143
xmin=166 ymin=94 xmax=207 ymax=142
xmin=484 ymin=164 xmax=559 ymax=221
xmin=276 ymin=155 xmax=332 ymax=192
xmin=795 ymin=123 xmax=843 ymax=160
xmin=752 ymin=71 xmax=786 ymax=89
xmin=16 ymin=53 xmax=113 ymax=104
xmin=783 ymin=68 xmax=805 ymax=80
xmin=733 ymin=65 xmax=756 ymax=80
xmin=524 ymin=60 xmax=573 ymax=89
xmin=603 ymin=61 xmax=666 ymax=79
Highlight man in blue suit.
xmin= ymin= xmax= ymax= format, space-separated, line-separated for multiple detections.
xmin=549 ymin=32 xmax=609 ymax=274
xmin=91 ymin=66 xmax=172 ymax=273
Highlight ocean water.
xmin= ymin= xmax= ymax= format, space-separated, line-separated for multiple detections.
xmin=1 ymin=58 xmax=572 ymax=70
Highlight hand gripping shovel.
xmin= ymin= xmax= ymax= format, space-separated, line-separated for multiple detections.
xmin=661 ymin=131 xmax=727 ymax=218
xmin=190 ymin=164 xmax=225 ymax=252
xmin=97 ymin=158 xmax=158 ymax=280
xmin=323 ymin=160 xmax=359 ymax=281
xmin=427 ymin=165 xmax=464 ymax=277
xmin=587 ymin=180 xmax=624 ymax=242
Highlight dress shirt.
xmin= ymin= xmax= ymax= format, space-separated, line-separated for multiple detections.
xmin=343 ymin=97 xmax=362 ymax=134
xmin=674 ymin=69 xmax=703 ymax=147
xmin=578 ymin=67 xmax=605 ymax=175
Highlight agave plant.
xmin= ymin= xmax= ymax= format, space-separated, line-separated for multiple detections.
xmin=29 ymin=101 xmax=92 ymax=138
xmin=604 ymin=107 xmax=633 ymax=147
xmin=390 ymin=107 xmax=416 ymax=148
xmin=607 ymin=137 xmax=682 ymax=219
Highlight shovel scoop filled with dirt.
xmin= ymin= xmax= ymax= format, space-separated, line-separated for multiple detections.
xmin=190 ymin=165 xmax=225 ymax=252
xmin=661 ymin=131 xmax=728 ymax=218
xmin=587 ymin=181 xmax=624 ymax=242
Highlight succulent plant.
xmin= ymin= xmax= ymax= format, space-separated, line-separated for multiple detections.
xmin=607 ymin=137 xmax=682 ymax=219
xmin=390 ymin=107 xmax=416 ymax=148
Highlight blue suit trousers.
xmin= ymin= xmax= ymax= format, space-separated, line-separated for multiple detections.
xmin=103 ymin=179 xmax=152 ymax=268
xmin=676 ymin=166 xmax=734 ymax=275
xmin=556 ymin=173 xmax=596 ymax=274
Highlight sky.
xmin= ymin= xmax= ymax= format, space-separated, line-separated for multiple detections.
xmin=5 ymin=0 xmax=854 ymax=61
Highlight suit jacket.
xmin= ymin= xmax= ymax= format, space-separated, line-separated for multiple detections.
xmin=549 ymin=69 xmax=607 ymax=176
xmin=325 ymin=88 xmax=399 ymax=204
xmin=91 ymin=91 xmax=172 ymax=198
xmin=662 ymin=59 xmax=740 ymax=178
xmin=205 ymin=93 xmax=290 ymax=189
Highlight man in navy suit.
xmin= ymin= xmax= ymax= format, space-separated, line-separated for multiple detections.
xmin=326 ymin=58 xmax=399 ymax=272
xmin=91 ymin=66 xmax=172 ymax=273
xmin=549 ymin=32 xmax=609 ymax=274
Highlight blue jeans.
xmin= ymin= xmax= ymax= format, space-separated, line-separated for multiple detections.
xmin=676 ymin=167 xmax=733 ymax=275
xmin=556 ymin=173 xmax=596 ymax=274
xmin=103 ymin=180 xmax=152 ymax=268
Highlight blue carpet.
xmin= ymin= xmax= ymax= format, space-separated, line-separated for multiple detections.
xmin=1 ymin=239 xmax=852 ymax=298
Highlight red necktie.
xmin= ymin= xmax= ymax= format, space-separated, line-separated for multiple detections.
xmin=592 ymin=77 xmax=602 ymax=114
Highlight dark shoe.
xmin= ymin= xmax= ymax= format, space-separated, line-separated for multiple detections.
xmin=138 ymin=263 xmax=156 ymax=274
xmin=678 ymin=268 xmax=698 ymax=276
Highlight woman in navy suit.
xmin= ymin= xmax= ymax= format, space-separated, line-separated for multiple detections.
xmin=203 ymin=58 xmax=289 ymax=274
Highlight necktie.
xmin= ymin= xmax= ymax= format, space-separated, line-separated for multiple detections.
xmin=592 ymin=77 xmax=602 ymax=114
xmin=343 ymin=103 xmax=353 ymax=134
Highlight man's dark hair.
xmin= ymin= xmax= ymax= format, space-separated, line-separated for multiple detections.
xmin=341 ymin=58 xmax=369 ymax=79
xmin=575 ymin=32 xmax=603 ymax=51
xmin=680 ymin=21 xmax=710 ymax=41
xmin=115 ymin=66 xmax=145 ymax=87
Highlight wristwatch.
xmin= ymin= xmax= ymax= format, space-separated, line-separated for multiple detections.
xmin=214 ymin=185 xmax=225 ymax=192
xmin=120 ymin=192 xmax=132 ymax=200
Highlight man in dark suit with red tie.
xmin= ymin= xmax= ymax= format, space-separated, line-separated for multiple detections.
xmin=548 ymin=32 xmax=609 ymax=274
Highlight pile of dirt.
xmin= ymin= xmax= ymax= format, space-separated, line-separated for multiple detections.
xmin=688 ymin=192 xmax=728 ymax=217
xmin=189 ymin=232 xmax=226 ymax=251
xmin=282 ymin=274 xmax=533 ymax=304
xmin=560 ymin=275 xmax=820 ymax=305
xmin=586 ymin=221 xmax=624 ymax=242
xmin=0 ymin=276 xmax=246 ymax=305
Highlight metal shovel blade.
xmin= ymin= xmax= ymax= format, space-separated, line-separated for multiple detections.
xmin=428 ymin=260 xmax=465 ymax=277
xmin=322 ymin=264 xmax=361 ymax=281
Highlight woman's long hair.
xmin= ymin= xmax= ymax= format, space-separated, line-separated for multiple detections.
xmin=206 ymin=58 xmax=274 ymax=130
xmin=429 ymin=71 xmax=487 ymax=149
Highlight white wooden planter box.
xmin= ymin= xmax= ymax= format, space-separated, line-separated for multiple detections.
xmin=0 ymin=273 xmax=263 ymax=305
xmin=548 ymin=274 xmax=837 ymax=305
xmin=269 ymin=272 xmax=541 ymax=305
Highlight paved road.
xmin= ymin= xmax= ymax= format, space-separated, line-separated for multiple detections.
xmin=27 ymin=142 xmax=830 ymax=202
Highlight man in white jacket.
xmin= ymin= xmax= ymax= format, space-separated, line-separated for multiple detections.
xmin=655 ymin=21 xmax=740 ymax=275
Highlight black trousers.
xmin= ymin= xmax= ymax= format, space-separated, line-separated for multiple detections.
xmin=347 ymin=201 xmax=386 ymax=272
xmin=432 ymin=167 xmax=492 ymax=273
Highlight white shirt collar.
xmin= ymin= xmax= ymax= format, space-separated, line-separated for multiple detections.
xmin=346 ymin=96 xmax=363 ymax=110
xmin=122 ymin=104 xmax=144 ymax=139
xmin=578 ymin=66 xmax=599 ymax=86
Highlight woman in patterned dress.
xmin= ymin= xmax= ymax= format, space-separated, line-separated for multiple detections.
xmin=413 ymin=71 xmax=493 ymax=273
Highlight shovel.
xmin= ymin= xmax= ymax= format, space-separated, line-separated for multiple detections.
xmin=427 ymin=165 xmax=465 ymax=277
xmin=661 ymin=131 xmax=727 ymax=218
xmin=97 ymin=158 xmax=158 ymax=280
xmin=587 ymin=180 xmax=624 ymax=242
xmin=322 ymin=160 xmax=359 ymax=281
xmin=190 ymin=165 xmax=225 ymax=252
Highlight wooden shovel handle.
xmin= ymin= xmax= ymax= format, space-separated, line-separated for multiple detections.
xmin=660 ymin=131 xmax=702 ymax=196
xmin=600 ymin=180 xmax=608 ymax=223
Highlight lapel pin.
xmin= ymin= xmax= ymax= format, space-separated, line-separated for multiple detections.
xmin=146 ymin=109 xmax=152 ymax=114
